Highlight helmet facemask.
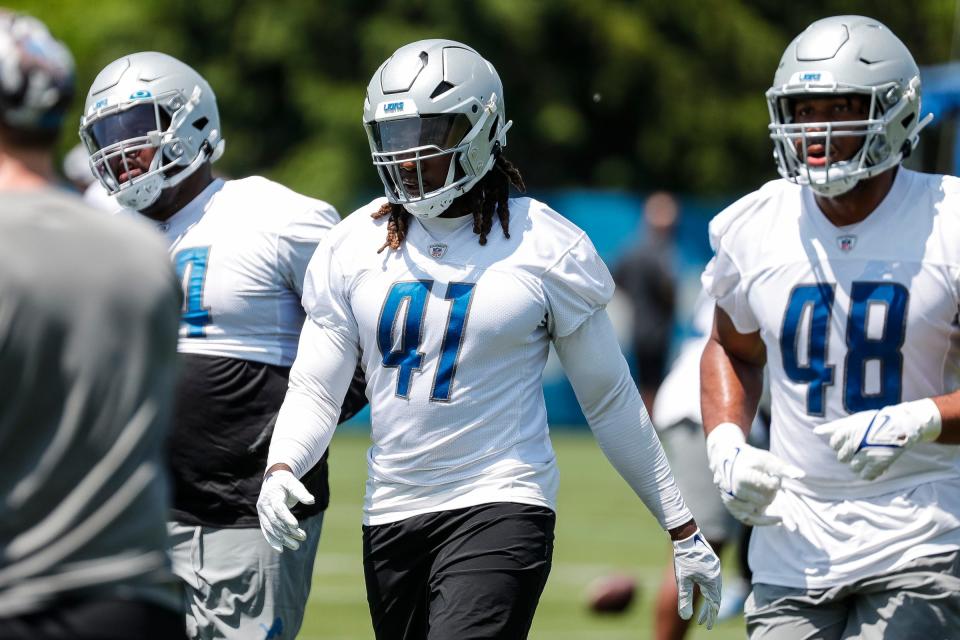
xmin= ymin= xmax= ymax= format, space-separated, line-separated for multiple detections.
xmin=767 ymin=80 xmax=930 ymax=197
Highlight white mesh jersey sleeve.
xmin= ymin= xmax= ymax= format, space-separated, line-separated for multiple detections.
xmin=267 ymin=231 xmax=362 ymax=477
xmin=277 ymin=199 xmax=340 ymax=296
xmin=541 ymin=231 xmax=615 ymax=338
xmin=300 ymin=226 xmax=360 ymax=339
xmin=553 ymin=309 xmax=692 ymax=530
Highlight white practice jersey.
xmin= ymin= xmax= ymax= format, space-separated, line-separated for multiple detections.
xmin=703 ymin=169 xmax=960 ymax=587
xmin=303 ymin=197 xmax=614 ymax=523
xmin=139 ymin=176 xmax=339 ymax=366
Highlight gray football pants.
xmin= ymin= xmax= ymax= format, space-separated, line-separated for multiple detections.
xmin=745 ymin=550 xmax=960 ymax=640
xmin=168 ymin=514 xmax=323 ymax=640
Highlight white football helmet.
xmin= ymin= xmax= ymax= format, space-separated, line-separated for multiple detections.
xmin=79 ymin=51 xmax=224 ymax=211
xmin=363 ymin=39 xmax=511 ymax=218
xmin=767 ymin=16 xmax=932 ymax=197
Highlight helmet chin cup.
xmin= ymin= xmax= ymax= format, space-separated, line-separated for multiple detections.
xmin=116 ymin=172 xmax=164 ymax=210
xmin=402 ymin=188 xmax=457 ymax=219
xmin=805 ymin=168 xmax=859 ymax=197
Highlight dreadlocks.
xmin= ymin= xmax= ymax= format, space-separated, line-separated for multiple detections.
xmin=372 ymin=154 xmax=526 ymax=253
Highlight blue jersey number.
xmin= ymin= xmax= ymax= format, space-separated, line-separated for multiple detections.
xmin=780 ymin=284 xmax=836 ymax=415
xmin=780 ymin=282 xmax=908 ymax=415
xmin=844 ymin=282 xmax=908 ymax=412
xmin=377 ymin=280 xmax=476 ymax=401
xmin=174 ymin=247 xmax=212 ymax=337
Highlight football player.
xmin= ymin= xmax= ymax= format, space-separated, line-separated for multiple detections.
xmin=257 ymin=39 xmax=722 ymax=639
xmin=0 ymin=13 xmax=185 ymax=640
xmin=79 ymin=52 xmax=366 ymax=639
xmin=701 ymin=15 xmax=960 ymax=639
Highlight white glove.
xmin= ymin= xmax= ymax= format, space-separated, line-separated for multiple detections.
xmin=673 ymin=529 xmax=722 ymax=629
xmin=257 ymin=469 xmax=315 ymax=553
xmin=706 ymin=422 xmax=804 ymax=526
xmin=812 ymin=398 xmax=941 ymax=481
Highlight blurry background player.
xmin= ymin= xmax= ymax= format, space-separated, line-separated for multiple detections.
xmin=257 ymin=38 xmax=721 ymax=640
xmin=79 ymin=51 xmax=366 ymax=639
xmin=61 ymin=142 xmax=95 ymax=192
xmin=701 ymin=15 xmax=960 ymax=639
xmin=0 ymin=11 xmax=185 ymax=640
xmin=614 ymin=191 xmax=679 ymax=410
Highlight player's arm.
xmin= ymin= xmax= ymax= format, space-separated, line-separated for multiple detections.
xmin=701 ymin=305 xmax=803 ymax=526
xmin=932 ymin=391 xmax=960 ymax=443
xmin=701 ymin=305 xmax=765 ymax=436
xmin=258 ymin=316 xmax=359 ymax=552
xmin=553 ymin=309 xmax=721 ymax=629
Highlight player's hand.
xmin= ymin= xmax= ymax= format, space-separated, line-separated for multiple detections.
xmin=706 ymin=422 xmax=804 ymax=526
xmin=672 ymin=529 xmax=722 ymax=629
xmin=257 ymin=469 xmax=315 ymax=553
xmin=812 ymin=399 xmax=941 ymax=481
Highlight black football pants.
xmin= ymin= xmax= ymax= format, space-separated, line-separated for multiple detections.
xmin=363 ymin=502 xmax=555 ymax=640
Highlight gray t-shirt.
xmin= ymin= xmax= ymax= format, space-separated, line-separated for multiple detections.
xmin=0 ymin=187 xmax=182 ymax=616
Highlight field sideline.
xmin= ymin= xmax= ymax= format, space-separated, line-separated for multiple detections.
xmin=299 ymin=428 xmax=746 ymax=639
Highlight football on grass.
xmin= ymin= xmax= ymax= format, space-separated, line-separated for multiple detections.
xmin=585 ymin=573 xmax=637 ymax=614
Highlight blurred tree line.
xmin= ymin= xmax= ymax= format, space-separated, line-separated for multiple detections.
xmin=9 ymin=0 xmax=959 ymax=213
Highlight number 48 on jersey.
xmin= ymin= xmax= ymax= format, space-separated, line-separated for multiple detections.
xmin=780 ymin=281 xmax=908 ymax=416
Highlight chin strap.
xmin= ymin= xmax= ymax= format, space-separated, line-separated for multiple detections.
xmin=902 ymin=112 xmax=934 ymax=159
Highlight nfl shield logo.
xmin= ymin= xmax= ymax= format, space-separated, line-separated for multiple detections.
xmin=837 ymin=235 xmax=856 ymax=252
xmin=428 ymin=243 xmax=447 ymax=259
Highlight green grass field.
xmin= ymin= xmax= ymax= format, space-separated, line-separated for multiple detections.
xmin=298 ymin=429 xmax=746 ymax=640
